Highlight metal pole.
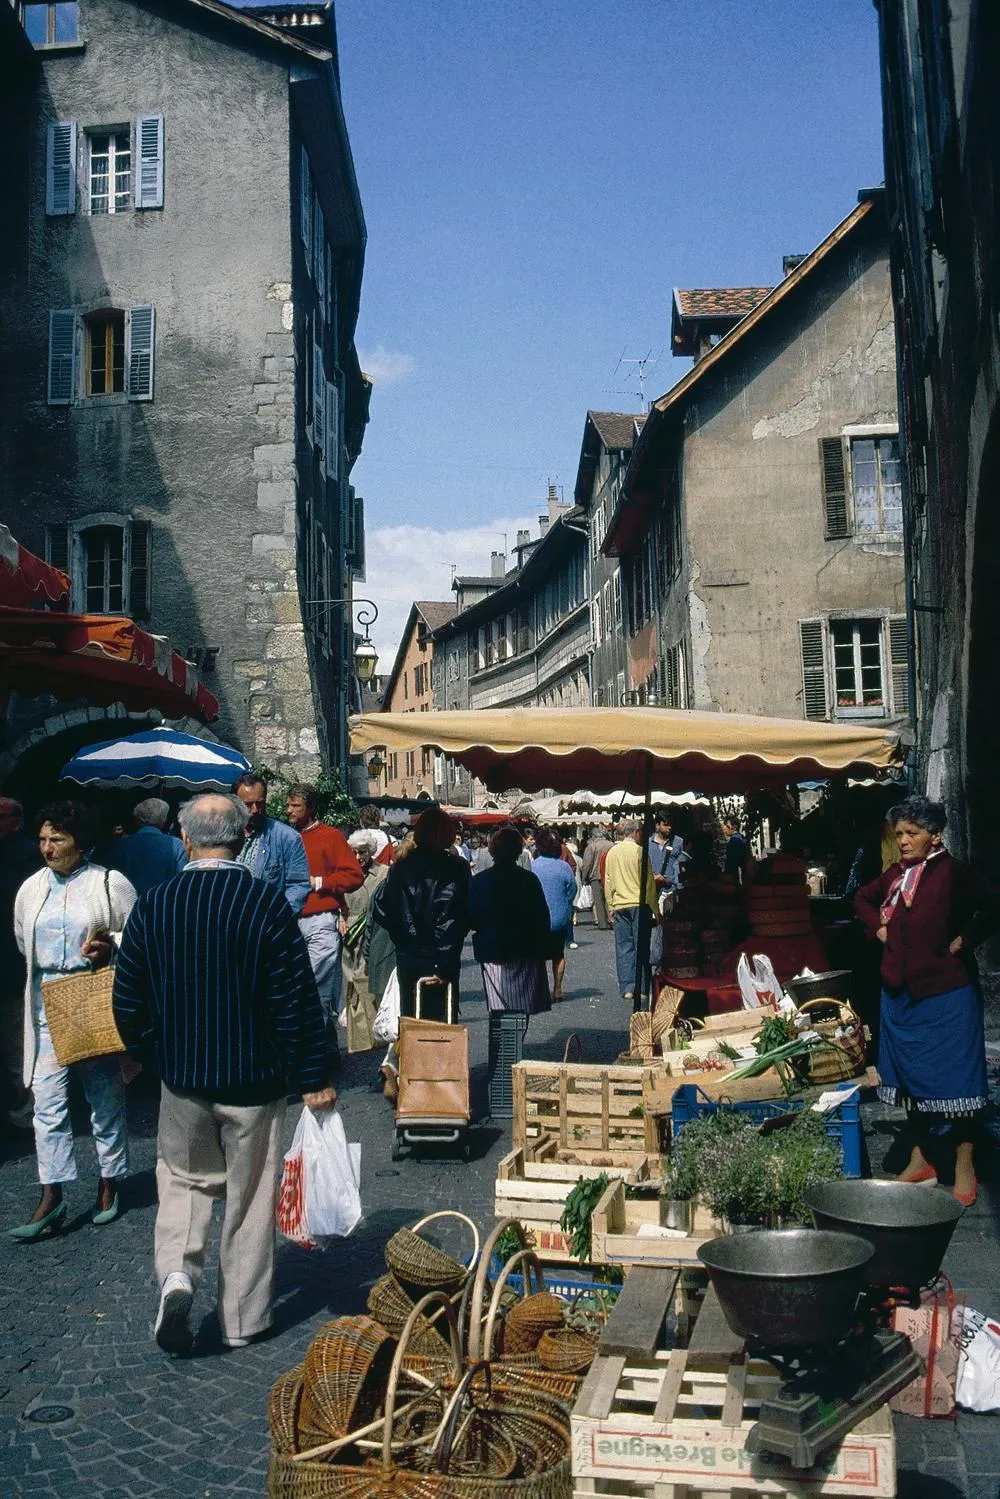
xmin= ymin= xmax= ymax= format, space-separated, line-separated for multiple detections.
xmin=633 ymin=753 xmax=653 ymax=1013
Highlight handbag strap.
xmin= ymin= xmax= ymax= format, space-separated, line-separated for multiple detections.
xmin=102 ymin=866 xmax=117 ymax=971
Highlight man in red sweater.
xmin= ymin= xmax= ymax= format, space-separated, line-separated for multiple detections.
xmin=286 ymin=786 xmax=364 ymax=1057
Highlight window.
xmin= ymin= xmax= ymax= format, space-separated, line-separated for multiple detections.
xmin=851 ymin=437 xmax=903 ymax=534
xmin=799 ymin=614 xmax=909 ymax=721
xmin=23 ymin=2 xmax=78 ymax=45
xmin=664 ymin=643 xmax=684 ymax=708
xmin=85 ymin=311 xmax=125 ymax=395
xmin=831 ymin=618 xmax=885 ymax=714
xmin=88 ymin=131 xmax=131 ymax=214
xmin=612 ymin=569 xmax=622 ymax=629
xmin=82 ymin=525 xmax=125 ymax=612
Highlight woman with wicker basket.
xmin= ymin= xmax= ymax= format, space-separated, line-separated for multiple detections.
xmin=855 ymin=795 xmax=998 ymax=1207
xmin=10 ymin=801 xmax=136 ymax=1240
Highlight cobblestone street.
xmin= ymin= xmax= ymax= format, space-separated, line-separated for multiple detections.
xmin=2 ymin=925 xmax=1000 ymax=1497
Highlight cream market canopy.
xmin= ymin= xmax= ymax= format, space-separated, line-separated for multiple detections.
xmin=349 ymin=708 xmax=903 ymax=796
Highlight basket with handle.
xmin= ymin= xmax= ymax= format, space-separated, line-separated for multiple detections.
xmin=41 ymin=965 xmax=125 ymax=1067
xmin=301 ymin=1315 xmax=397 ymax=1442
xmin=535 ymin=1327 xmax=599 ymax=1375
xmin=483 ymin=1250 xmax=563 ymax=1358
xmin=268 ymin=1365 xmax=307 ymax=1457
xmin=368 ymin=1274 xmax=458 ymax=1356
xmin=385 ymin=1211 xmax=481 ymax=1298
xmin=796 ymin=997 xmax=868 ymax=1083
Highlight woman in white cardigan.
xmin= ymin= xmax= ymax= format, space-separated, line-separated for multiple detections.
xmin=10 ymin=802 xmax=136 ymax=1240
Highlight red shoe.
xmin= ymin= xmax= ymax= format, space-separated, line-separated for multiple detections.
xmin=897 ymin=1165 xmax=938 ymax=1184
xmin=953 ymin=1177 xmax=978 ymax=1207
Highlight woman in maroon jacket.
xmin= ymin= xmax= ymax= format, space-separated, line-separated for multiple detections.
xmin=855 ymin=795 xmax=997 ymax=1206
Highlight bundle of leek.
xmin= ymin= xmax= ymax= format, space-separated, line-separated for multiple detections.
xmin=727 ymin=1033 xmax=849 ymax=1098
xmin=344 ymin=911 xmax=367 ymax=948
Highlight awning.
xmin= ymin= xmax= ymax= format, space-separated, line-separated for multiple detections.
xmin=0 ymin=608 xmax=218 ymax=721
xmin=349 ymin=707 xmax=903 ymax=795
xmin=0 ymin=525 xmax=70 ymax=610
xmin=60 ymin=726 xmax=248 ymax=790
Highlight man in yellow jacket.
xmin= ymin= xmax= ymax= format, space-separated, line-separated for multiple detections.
xmin=604 ymin=820 xmax=658 ymax=1006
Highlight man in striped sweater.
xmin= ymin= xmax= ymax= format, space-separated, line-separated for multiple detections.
xmin=113 ymin=793 xmax=335 ymax=1357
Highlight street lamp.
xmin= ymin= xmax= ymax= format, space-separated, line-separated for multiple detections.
xmin=304 ymin=595 xmax=380 ymax=682
xmin=367 ymin=749 xmax=386 ymax=781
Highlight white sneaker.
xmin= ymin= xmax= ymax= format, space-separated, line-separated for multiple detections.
xmin=568 ymin=942 xmax=579 ymax=950
xmin=155 ymin=1271 xmax=194 ymax=1356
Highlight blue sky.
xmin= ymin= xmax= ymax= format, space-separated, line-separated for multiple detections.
xmin=257 ymin=1 xmax=887 ymax=662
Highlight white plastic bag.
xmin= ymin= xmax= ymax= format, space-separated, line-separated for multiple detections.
xmin=373 ymin=966 xmax=401 ymax=1043
xmin=277 ymin=1108 xmax=362 ymax=1246
xmin=736 ymin=952 xmax=783 ymax=1010
xmin=573 ymin=883 xmax=594 ymax=912
xmin=957 ymin=1308 xmax=1000 ymax=1412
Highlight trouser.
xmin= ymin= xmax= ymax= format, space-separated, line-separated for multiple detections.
xmin=590 ymin=880 xmax=609 ymax=929
xmin=612 ymin=906 xmax=653 ymax=1001
xmin=299 ymin=912 xmax=343 ymax=1021
xmin=31 ymin=993 xmax=128 ymax=1185
xmin=154 ymin=1085 xmax=285 ymax=1343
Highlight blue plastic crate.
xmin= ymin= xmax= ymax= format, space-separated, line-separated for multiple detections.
xmin=486 ymin=1252 xmax=621 ymax=1309
xmin=670 ymin=1079 xmax=864 ymax=1178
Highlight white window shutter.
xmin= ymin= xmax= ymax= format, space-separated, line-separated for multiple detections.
xmin=47 ymin=310 xmax=76 ymax=403
xmin=799 ymin=619 xmax=829 ymax=720
xmin=325 ymin=380 xmax=339 ymax=478
xmin=126 ymin=305 xmax=156 ymax=400
xmin=135 ymin=115 xmax=164 ymax=209
xmin=46 ymin=121 xmax=77 ymax=215
xmin=313 ymin=345 xmax=324 ymax=451
xmin=300 ymin=147 xmax=311 ymax=249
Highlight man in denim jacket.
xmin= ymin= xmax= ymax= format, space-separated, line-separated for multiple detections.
xmin=233 ymin=774 xmax=310 ymax=914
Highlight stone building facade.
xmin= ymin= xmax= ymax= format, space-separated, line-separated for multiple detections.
xmin=573 ymin=411 xmax=642 ymax=707
xmin=0 ymin=0 xmax=368 ymax=786
xmin=604 ymin=192 xmax=908 ymax=730
xmin=875 ymin=0 xmax=999 ymax=861
xmin=378 ymin=600 xmax=454 ymax=799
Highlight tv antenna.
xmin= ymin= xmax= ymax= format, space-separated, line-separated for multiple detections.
xmin=613 ymin=349 xmax=661 ymax=413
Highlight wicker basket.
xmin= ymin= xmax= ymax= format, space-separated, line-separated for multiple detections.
xmin=40 ymin=966 xmax=125 ymax=1066
xmin=385 ymin=1212 xmax=480 ymax=1297
xmin=501 ymin=1294 xmax=564 ymax=1356
xmin=627 ymin=1011 xmax=654 ymax=1060
xmin=269 ymin=1366 xmax=306 ymax=1456
xmin=303 ymin=1316 xmax=397 ymax=1440
xmin=650 ymin=985 xmax=684 ymax=1047
xmin=535 ymin=1328 xmax=599 ymax=1375
xmin=797 ymin=998 xmax=867 ymax=1083
xmin=368 ymin=1275 xmax=453 ymax=1355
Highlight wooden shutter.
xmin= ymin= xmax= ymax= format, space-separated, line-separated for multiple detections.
xmin=819 ymin=436 xmax=850 ymax=538
xmin=799 ymin=619 xmax=829 ymax=719
xmin=353 ymin=493 xmax=365 ymax=577
xmin=127 ymin=305 xmax=155 ymax=400
xmin=135 ymin=115 xmax=164 ymax=209
xmin=47 ymin=310 xmax=76 ymax=403
xmin=325 ymin=379 xmax=339 ymax=478
xmin=46 ymin=121 xmax=76 ymax=215
xmin=46 ymin=524 xmax=70 ymax=574
xmin=313 ymin=345 xmax=325 ymax=451
xmin=129 ymin=520 xmax=151 ymax=619
xmin=313 ymin=192 xmax=324 ymax=289
xmin=300 ymin=147 xmax=311 ymax=248
xmin=888 ymin=615 xmax=911 ymax=718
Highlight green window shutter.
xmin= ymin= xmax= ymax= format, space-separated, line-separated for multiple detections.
xmin=47 ymin=310 xmax=76 ymax=403
xmin=135 ymin=115 xmax=164 ymax=209
xmin=820 ymin=437 xmax=850 ymax=538
xmin=799 ymin=619 xmax=829 ymax=719
xmin=129 ymin=520 xmax=151 ymax=619
xmin=126 ymin=305 xmax=155 ymax=400
xmin=889 ymin=614 xmax=911 ymax=718
xmin=46 ymin=121 xmax=76 ymax=215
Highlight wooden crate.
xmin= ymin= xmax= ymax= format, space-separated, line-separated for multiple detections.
xmin=495 ymin=1137 xmax=661 ymax=1263
xmin=572 ymin=1284 xmax=896 ymax=1498
xmin=513 ymin=1059 xmax=660 ymax=1156
xmin=643 ymin=1065 xmax=881 ymax=1126
xmin=590 ymin=1179 xmax=716 ymax=1269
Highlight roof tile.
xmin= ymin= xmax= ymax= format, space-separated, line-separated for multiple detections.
xmin=675 ymin=287 xmax=773 ymax=321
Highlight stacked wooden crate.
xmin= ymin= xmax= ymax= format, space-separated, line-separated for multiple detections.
xmin=495 ymin=1136 xmax=659 ymax=1262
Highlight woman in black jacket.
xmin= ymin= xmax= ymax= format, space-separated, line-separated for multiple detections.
xmin=469 ymin=824 xmax=552 ymax=1017
xmin=377 ymin=807 xmax=470 ymax=1020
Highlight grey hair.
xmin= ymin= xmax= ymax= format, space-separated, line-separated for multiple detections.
xmin=888 ymin=795 xmax=947 ymax=835
xmin=133 ymin=796 xmax=170 ymax=829
xmin=178 ymin=794 xmax=249 ymax=852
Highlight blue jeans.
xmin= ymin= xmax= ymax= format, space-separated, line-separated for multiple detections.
xmin=612 ymin=907 xmax=652 ymax=1000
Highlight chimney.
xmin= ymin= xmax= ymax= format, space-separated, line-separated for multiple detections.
xmin=538 ymin=514 xmax=549 ymax=537
xmin=783 ymin=254 xmax=807 ymax=278
xmin=490 ymin=550 xmax=506 ymax=579
xmin=516 ymin=529 xmax=530 ymax=548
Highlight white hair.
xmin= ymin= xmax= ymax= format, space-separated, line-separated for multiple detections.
xmin=348 ymin=830 xmax=378 ymax=856
xmin=178 ymin=794 xmax=249 ymax=853
xmin=133 ymin=796 xmax=170 ymax=829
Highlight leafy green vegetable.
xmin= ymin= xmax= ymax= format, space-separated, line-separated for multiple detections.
xmin=560 ymin=1173 xmax=610 ymax=1263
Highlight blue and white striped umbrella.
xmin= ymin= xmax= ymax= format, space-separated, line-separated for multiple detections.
xmin=60 ymin=727 xmax=251 ymax=791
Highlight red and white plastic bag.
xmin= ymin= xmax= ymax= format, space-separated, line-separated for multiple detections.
xmin=277 ymin=1107 xmax=362 ymax=1250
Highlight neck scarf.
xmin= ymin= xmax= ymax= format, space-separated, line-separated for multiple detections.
xmin=880 ymin=845 xmax=945 ymax=926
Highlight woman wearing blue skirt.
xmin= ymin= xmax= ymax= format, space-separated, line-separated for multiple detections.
xmin=855 ymin=795 xmax=997 ymax=1206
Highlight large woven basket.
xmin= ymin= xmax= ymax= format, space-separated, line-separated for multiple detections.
xmin=41 ymin=967 xmax=125 ymax=1066
xmin=798 ymin=998 xmax=867 ymax=1083
xmin=269 ymin=1366 xmax=306 ymax=1456
xmin=303 ymin=1316 xmax=397 ymax=1440
xmin=385 ymin=1212 xmax=479 ymax=1298
xmin=369 ymin=1275 xmax=453 ymax=1355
